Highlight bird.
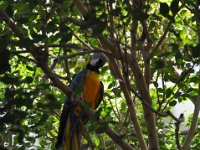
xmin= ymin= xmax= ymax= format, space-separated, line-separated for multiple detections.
xmin=55 ymin=53 xmax=106 ymax=150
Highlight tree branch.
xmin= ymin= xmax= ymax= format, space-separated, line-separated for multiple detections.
xmin=150 ymin=20 xmax=172 ymax=58
xmin=175 ymin=119 xmax=181 ymax=150
xmin=103 ymin=126 xmax=133 ymax=150
xmin=182 ymin=89 xmax=200 ymax=149
xmin=0 ymin=9 xmax=24 ymax=38
xmin=130 ymin=18 xmax=159 ymax=149
xmin=108 ymin=56 xmax=148 ymax=150
xmin=140 ymin=21 xmax=151 ymax=87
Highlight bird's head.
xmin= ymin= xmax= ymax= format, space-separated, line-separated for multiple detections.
xmin=86 ymin=53 xmax=106 ymax=72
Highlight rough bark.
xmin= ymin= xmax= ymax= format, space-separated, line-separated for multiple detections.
xmin=182 ymin=94 xmax=200 ymax=150
xmin=108 ymin=58 xmax=147 ymax=150
xmin=130 ymin=20 xmax=159 ymax=150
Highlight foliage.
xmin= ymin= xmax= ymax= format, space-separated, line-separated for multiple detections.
xmin=0 ymin=0 xmax=200 ymax=149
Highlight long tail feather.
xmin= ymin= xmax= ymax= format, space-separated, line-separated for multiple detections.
xmin=64 ymin=116 xmax=71 ymax=150
xmin=64 ymin=114 xmax=79 ymax=150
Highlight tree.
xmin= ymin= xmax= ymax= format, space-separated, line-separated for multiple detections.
xmin=0 ymin=0 xmax=200 ymax=149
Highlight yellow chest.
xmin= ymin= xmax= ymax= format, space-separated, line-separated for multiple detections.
xmin=82 ymin=72 xmax=100 ymax=109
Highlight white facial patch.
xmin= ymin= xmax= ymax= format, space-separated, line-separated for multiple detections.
xmin=90 ymin=58 xmax=99 ymax=66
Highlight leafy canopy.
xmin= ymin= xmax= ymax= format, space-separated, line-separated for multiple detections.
xmin=0 ymin=0 xmax=200 ymax=149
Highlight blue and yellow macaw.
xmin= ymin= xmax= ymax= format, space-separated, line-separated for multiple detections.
xmin=55 ymin=53 xmax=106 ymax=150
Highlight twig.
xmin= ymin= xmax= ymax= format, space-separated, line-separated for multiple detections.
xmin=177 ymin=14 xmax=197 ymax=32
xmin=59 ymin=49 xmax=113 ymax=60
xmin=150 ymin=20 xmax=172 ymax=58
xmin=150 ymin=4 xmax=185 ymax=58
xmin=138 ymin=93 xmax=183 ymax=123
xmin=175 ymin=118 xmax=182 ymax=150
xmin=10 ymin=50 xmax=28 ymax=54
xmin=162 ymin=64 xmax=197 ymax=111
xmin=179 ymin=0 xmax=196 ymax=13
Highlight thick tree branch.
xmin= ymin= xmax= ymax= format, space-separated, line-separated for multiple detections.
xmin=108 ymin=57 xmax=147 ymax=150
xmin=140 ymin=21 xmax=151 ymax=87
xmin=182 ymin=94 xmax=200 ymax=150
xmin=130 ymin=18 xmax=159 ymax=149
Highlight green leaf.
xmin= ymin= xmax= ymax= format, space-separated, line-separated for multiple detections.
xmin=18 ymin=131 xmax=24 ymax=144
xmin=26 ymin=65 xmax=35 ymax=71
xmin=0 ymin=49 xmax=10 ymax=74
xmin=0 ymin=35 xmax=7 ymax=49
xmin=54 ymin=0 xmax=65 ymax=4
xmin=189 ymin=90 xmax=198 ymax=97
xmin=6 ymin=4 xmax=14 ymax=17
xmin=0 ymin=74 xmax=19 ymax=84
xmin=153 ymin=81 xmax=158 ymax=88
xmin=160 ymin=3 xmax=169 ymax=17
xmin=180 ymin=31 xmax=186 ymax=40
xmin=154 ymin=60 xmax=165 ymax=69
xmin=60 ymin=31 xmax=73 ymax=43
xmin=24 ymin=76 xmax=33 ymax=83
xmin=95 ymin=126 xmax=105 ymax=134
xmin=169 ymin=100 xmax=177 ymax=106
xmin=17 ymin=17 xmax=29 ymax=24
xmin=170 ymin=0 xmax=179 ymax=14
xmin=175 ymin=49 xmax=183 ymax=65
xmin=110 ymin=8 xmax=121 ymax=16
xmin=38 ymin=83 xmax=50 ymax=89
xmin=89 ymin=0 xmax=102 ymax=6
xmin=166 ymin=88 xmax=172 ymax=98
xmin=174 ymin=91 xmax=182 ymax=98
xmin=18 ymin=38 xmax=34 ymax=48
xmin=132 ymin=11 xmax=149 ymax=21
xmin=92 ymin=21 xmax=106 ymax=36
xmin=172 ymin=43 xmax=179 ymax=52
xmin=191 ymin=43 xmax=200 ymax=58
xmin=169 ymin=28 xmax=180 ymax=37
